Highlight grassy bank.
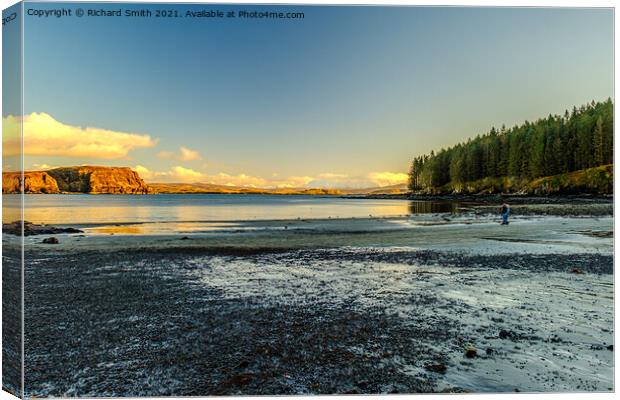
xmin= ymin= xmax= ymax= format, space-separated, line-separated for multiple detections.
xmin=416 ymin=165 xmax=613 ymax=195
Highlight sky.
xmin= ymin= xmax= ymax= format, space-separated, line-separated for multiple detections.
xmin=2 ymin=3 xmax=614 ymax=188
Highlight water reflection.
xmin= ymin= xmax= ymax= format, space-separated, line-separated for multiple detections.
xmin=85 ymin=222 xmax=247 ymax=235
xmin=408 ymin=201 xmax=461 ymax=214
xmin=2 ymin=194 xmax=470 ymax=228
xmin=3 ymin=194 xmax=22 ymax=225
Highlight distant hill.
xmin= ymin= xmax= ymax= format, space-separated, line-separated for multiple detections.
xmin=149 ymin=182 xmax=408 ymax=195
xmin=148 ymin=182 xmax=343 ymax=195
xmin=351 ymin=183 xmax=409 ymax=195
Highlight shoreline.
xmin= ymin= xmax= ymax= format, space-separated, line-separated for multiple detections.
xmin=5 ymin=213 xmax=612 ymax=255
xmin=2 ymin=197 xmax=613 ymax=236
xmin=3 ymin=191 xmax=614 ymax=201
xmin=342 ymin=193 xmax=614 ymax=202
xmin=7 ymin=209 xmax=613 ymax=395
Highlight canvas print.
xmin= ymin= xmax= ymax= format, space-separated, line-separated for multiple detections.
xmin=1 ymin=1 xmax=614 ymax=397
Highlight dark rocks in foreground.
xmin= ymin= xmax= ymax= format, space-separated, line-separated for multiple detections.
xmin=20 ymin=244 xmax=612 ymax=396
xmin=424 ymin=363 xmax=447 ymax=374
xmin=2 ymin=221 xmax=83 ymax=236
xmin=23 ymin=247 xmax=449 ymax=396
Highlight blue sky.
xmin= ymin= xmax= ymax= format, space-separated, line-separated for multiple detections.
xmin=4 ymin=3 xmax=614 ymax=187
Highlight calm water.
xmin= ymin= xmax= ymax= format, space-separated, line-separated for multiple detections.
xmin=2 ymin=194 xmax=461 ymax=227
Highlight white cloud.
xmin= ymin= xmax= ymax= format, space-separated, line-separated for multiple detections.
xmin=134 ymin=165 xmax=156 ymax=180
xmin=207 ymin=173 xmax=269 ymax=187
xmin=157 ymin=146 xmax=202 ymax=161
xmin=366 ymin=172 xmax=408 ymax=186
xmin=171 ymin=166 xmax=204 ymax=181
xmin=3 ymin=113 xmax=157 ymax=159
xmin=136 ymin=165 xmax=206 ymax=183
xmin=305 ymin=171 xmax=408 ymax=188
xmin=307 ymin=173 xmax=352 ymax=188
xmin=31 ymin=163 xmax=57 ymax=170
xmin=136 ymin=166 xmax=297 ymax=187
xmin=317 ymin=173 xmax=348 ymax=179
xmin=179 ymin=146 xmax=202 ymax=161
xmin=133 ymin=165 xmax=408 ymax=189
xmin=273 ymin=176 xmax=314 ymax=188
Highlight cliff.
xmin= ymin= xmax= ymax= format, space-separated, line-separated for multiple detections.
xmin=2 ymin=171 xmax=60 ymax=194
xmin=2 ymin=166 xmax=149 ymax=194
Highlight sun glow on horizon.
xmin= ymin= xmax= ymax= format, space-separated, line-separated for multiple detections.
xmin=3 ymin=112 xmax=408 ymax=189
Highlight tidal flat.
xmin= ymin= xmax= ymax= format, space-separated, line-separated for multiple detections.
xmin=2 ymin=200 xmax=613 ymax=396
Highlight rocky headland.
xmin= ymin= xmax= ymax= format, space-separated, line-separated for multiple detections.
xmin=2 ymin=166 xmax=149 ymax=194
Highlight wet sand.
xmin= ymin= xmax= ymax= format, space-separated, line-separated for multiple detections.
xmin=3 ymin=205 xmax=614 ymax=396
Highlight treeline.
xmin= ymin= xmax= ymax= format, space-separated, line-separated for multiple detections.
xmin=409 ymin=99 xmax=613 ymax=191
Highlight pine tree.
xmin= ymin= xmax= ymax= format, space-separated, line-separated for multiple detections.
xmin=593 ymin=116 xmax=605 ymax=166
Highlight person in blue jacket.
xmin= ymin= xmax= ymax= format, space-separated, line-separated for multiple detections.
xmin=500 ymin=203 xmax=510 ymax=225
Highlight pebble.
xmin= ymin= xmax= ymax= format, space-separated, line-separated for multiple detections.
xmin=425 ymin=363 xmax=447 ymax=374
xmin=465 ymin=345 xmax=477 ymax=358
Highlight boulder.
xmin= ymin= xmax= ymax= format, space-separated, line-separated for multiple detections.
xmin=2 ymin=221 xmax=84 ymax=236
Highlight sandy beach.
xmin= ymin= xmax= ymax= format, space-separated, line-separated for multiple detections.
xmin=2 ymin=200 xmax=613 ymax=396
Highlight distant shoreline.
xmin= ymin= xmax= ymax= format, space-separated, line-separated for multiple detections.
xmin=341 ymin=193 xmax=614 ymax=203
xmin=4 ymin=191 xmax=614 ymax=203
